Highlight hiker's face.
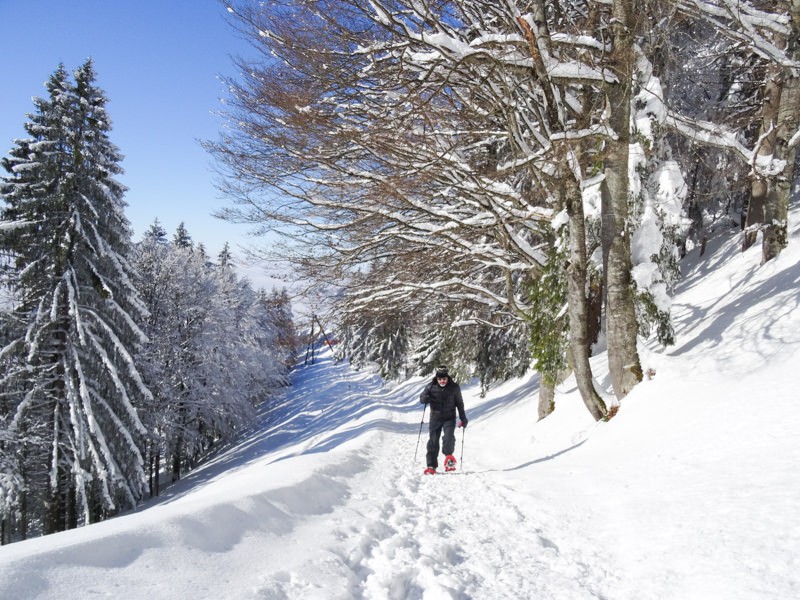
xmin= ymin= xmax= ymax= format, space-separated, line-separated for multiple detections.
xmin=437 ymin=376 xmax=448 ymax=387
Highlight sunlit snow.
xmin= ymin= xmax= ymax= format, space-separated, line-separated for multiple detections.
xmin=1 ymin=207 xmax=799 ymax=599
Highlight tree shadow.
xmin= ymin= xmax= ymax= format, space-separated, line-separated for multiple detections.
xmin=669 ymin=255 xmax=800 ymax=361
xmin=147 ymin=351 xmax=423 ymax=505
xmin=501 ymin=439 xmax=588 ymax=472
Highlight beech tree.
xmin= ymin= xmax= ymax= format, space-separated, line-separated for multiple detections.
xmin=212 ymin=1 xmax=672 ymax=419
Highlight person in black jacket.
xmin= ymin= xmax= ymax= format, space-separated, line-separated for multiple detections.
xmin=419 ymin=366 xmax=468 ymax=474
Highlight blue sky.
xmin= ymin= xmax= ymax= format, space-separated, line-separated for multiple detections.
xmin=0 ymin=0 xmax=257 ymax=260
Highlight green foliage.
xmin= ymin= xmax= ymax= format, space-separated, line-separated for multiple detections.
xmin=635 ymin=291 xmax=675 ymax=346
xmin=526 ymin=246 xmax=569 ymax=387
xmin=634 ymin=208 xmax=681 ymax=348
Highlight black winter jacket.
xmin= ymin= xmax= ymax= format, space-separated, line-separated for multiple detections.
xmin=420 ymin=378 xmax=466 ymax=421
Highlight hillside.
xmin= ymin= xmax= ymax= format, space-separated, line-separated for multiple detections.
xmin=1 ymin=208 xmax=799 ymax=599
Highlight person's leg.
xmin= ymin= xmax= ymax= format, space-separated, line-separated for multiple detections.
xmin=441 ymin=418 xmax=457 ymax=457
xmin=426 ymin=415 xmax=444 ymax=469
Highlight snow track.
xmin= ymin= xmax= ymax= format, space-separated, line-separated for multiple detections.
xmin=247 ymin=394 xmax=617 ymax=600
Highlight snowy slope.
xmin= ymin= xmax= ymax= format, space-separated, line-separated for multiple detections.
xmin=1 ymin=210 xmax=799 ymax=599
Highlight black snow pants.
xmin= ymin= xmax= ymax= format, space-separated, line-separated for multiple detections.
xmin=426 ymin=411 xmax=456 ymax=469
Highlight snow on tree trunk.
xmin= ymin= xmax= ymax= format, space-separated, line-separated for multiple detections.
xmin=747 ymin=79 xmax=796 ymax=264
xmin=763 ymin=3 xmax=800 ymax=262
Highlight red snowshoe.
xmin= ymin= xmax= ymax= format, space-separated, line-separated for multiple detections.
xmin=444 ymin=455 xmax=457 ymax=472
xmin=423 ymin=467 xmax=436 ymax=475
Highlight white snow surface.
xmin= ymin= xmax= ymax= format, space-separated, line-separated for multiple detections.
xmin=2 ymin=211 xmax=800 ymax=598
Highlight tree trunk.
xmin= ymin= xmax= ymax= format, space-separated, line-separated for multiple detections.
xmin=587 ymin=273 xmax=603 ymax=350
xmin=155 ymin=449 xmax=161 ymax=496
xmin=602 ymin=0 xmax=642 ymax=399
xmin=19 ymin=489 xmax=27 ymax=541
xmin=44 ymin=398 xmax=65 ymax=534
xmin=746 ymin=66 xmax=779 ymax=252
xmin=148 ymin=445 xmax=154 ymax=498
xmin=538 ymin=366 xmax=573 ymax=420
xmin=66 ymin=479 xmax=77 ymax=530
xmin=746 ymin=1 xmax=800 ymax=263
xmin=45 ymin=467 xmax=68 ymax=534
xmin=565 ymin=178 xmax=608 ymax=421
xmin=538 ymin=378 xmax=556 ymax=420
xmin=148 ymin=444 xmax=161 ymax=498
xmin=763 ymin=3 xmax=800 ymax=263
xmin=744 ymin=179 xmax=767 ymax=251
xmin=172 ymin=435 xmax=182 ymax=483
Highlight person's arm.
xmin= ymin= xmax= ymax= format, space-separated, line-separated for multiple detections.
xmin=455 ymin=386 xmax=468 ymax=425
xmin=419 ymin=382 xmax=432 ymax=404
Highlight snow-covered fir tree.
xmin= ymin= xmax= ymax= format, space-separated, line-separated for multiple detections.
xmin=132 ymin=232 xmax=292 ymax=488
xmin=0 ymin=61 xmax=151 ymax=536
xmin=259 ymin=287 xmax=298 ymax=370
xmin=218 ymin=242 xmax=233 ymax=267
xmin=172 ymin=222 xmax=192 ymax=249
xmin=143 ymin=218 xmax=168 ymax=245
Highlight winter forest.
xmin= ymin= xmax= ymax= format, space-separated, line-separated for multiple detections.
xmin=0 ymin=61 xmax=298 ymax=542
xmin=1 ymin=0 xmax=799 ymax=546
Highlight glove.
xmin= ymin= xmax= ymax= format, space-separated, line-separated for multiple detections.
xmin=459 ymin=417 xmax=468 ymax=428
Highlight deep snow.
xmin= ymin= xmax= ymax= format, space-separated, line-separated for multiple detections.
xmin=1 ymin=211 xmax=799 ymax=599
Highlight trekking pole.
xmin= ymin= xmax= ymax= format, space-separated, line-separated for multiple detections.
xmin=459 ymin=427 xmax=465 ymax=471
xmin=413 ymin=404 xmax=427 ymax=462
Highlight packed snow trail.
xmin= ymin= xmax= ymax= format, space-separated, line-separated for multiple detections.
xmin=241 ymin=358 xmax=596 ymax=600
xmin=330 ymin=435 xmax=614 ymax=599
xmin=240 ymin=354 xmax=614 ymax=600
xmin=242 ymin=344 xmax=800 ymax=600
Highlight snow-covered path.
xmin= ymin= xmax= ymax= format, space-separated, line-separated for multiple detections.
xmin=2 ymin=337 xmax=799 ymax=599
xmin=342 ymin=435 xmax=612 ymax=600
xmin=223 ymin=355 xmax=614 ymax=600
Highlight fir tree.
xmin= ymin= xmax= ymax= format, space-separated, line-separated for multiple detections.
xmin=218 ymin=242 xmax=233 ymax=268
xmin=0 ymin=60 xmax=151 ymax=535
xmin=173 ymin=222 xmax=192 ymax=249
xmin=143 ymin=218 xmax=168 ymax=244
